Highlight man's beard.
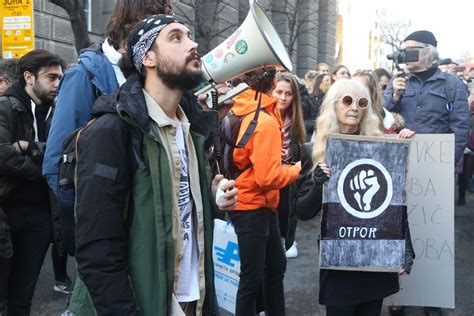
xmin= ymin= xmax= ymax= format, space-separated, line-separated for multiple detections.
xmin=155 ymin=54 xmax=204 ymax=90
xmin=32 ymin=82 xmax=54 ymax=104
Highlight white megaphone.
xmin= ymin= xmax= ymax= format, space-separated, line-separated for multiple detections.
xmin=196 ymin=0 xmax=293 ymax=107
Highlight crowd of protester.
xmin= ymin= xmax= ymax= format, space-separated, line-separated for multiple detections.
xmin=0 ymin=1 xmax=473 ymax=315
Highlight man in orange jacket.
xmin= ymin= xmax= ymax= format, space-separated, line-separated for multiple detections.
xmin=228 ymin=67 xmax=301 ymax=316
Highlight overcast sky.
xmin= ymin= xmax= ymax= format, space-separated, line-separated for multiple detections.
xmin=376 ymin=0 xmax=474 ymax=61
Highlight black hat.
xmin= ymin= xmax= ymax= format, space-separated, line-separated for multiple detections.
xmin=439 ymin=58 xmax=453 ymax=65
xmin=404 ymin=30 xmax=437 ymax=47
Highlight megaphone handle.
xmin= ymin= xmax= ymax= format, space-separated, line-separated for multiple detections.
xmin=211 ymin=90 xmax=222 ymax=175
xmin=203 ymin=83 xmax=249 ymax=108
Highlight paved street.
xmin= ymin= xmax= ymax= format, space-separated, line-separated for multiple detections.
xmin=30 ymin=191 xmax=473 ymax=315
xmin=280 ymin=189 xmax=474 ymax=316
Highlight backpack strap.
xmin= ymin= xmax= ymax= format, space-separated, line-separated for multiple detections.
xmin=73 ymin=118 xmax=98 ymax=185
xmin=78 ymin=42 xmax=105 ymax=99
xmin=235 ymin=90 xmax=263 ymax=147
xmin=74 ymin=118 xmax=97 ymax=147
xmin=444 ymin=72 xmax=457 ymax=113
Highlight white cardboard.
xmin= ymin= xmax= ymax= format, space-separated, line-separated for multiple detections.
xmin=385 ymin=134 xmax=455 ymax=308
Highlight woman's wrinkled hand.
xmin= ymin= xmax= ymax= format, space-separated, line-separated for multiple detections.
xmin=398 ymin=128 xmax=415 ymax=139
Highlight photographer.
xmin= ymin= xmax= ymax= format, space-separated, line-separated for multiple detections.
xmin=384 ymin=30 xmax=470 ymax=165
xmin=383 ymin=30 xmax=470 ymax=316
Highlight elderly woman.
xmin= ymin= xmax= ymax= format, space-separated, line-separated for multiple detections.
xmin=295 ymin=79 xmax=414 ymax=316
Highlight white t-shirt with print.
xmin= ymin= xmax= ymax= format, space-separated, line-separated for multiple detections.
xmin=174 ymin=121 xmax=200 ymax=302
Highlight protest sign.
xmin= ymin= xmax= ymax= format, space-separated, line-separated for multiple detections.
xmin=320 ymin=134 xmax=410 ymax=272
xmin=386 ymin=134 xmax=455 ymax=308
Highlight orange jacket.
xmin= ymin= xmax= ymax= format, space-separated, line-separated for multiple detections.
xmin=231 ymin=89 xmax=301 ymax=211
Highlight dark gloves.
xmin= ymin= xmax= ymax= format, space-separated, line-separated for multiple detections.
xmin=313 ymin=164 xmax=329 ymax=184
xmin=25 ymin=142 xmax=45 ymax=162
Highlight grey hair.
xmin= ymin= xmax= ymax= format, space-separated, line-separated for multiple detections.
xmin=424 ymin=44 xmax=439 ymax=68
xmin=0 ymin=59 xmax=19 ymax=82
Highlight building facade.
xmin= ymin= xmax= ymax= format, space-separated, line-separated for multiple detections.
xmin=12 ymin=0 xmax=337 ymax=78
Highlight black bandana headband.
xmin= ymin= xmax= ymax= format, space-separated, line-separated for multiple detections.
xmin=129 ymin=14 xmax=183 ymax=74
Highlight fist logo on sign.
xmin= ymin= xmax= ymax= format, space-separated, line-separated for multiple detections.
xmin=349 ymin=169 xmax=380 ymax=212
xmin=338 ymin=159 xmax=393 ymax=219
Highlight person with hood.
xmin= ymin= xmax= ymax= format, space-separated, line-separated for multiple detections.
xmin=0 ymin=49 xmax=65 ymax=315
xmin=228 ymin=67 xmax=301 ymax=316
xmin=68 ymin=14 xmax=238 ymax=316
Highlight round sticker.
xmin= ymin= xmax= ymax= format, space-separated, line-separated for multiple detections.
xmin=205 ymin=54 xmax=213 ymax=64
xmin=214 ymin=48 xmax=223 ymax=59
xmin=211 ymin=61 xmax=223 ymax=72
xmin=235 ymin=40 xmax=248 ymax=55
xmin=337 ymin=158 xmax=393 ymax=219
xmin=224 ymin=52 xmax=235 ymax=63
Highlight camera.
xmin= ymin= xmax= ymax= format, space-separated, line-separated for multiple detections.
xmin=454 ymin=66 xmax=465 ymax=73
xmin=387 ymin=49 xmax=419 ymax=64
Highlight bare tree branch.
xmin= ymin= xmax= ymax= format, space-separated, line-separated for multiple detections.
xmin=378 ymin=19 xmax=411 ymax=52
xmin=50 ymin=0 xmax=91 ymax=52
xmin=174 ymin=0 xmax=241 ymax=53
xmin=267 ymin=0 xmax=318 ymax=61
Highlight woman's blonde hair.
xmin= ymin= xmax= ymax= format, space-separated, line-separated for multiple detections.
xmin=312 ymin=79 xmax=382 ymax=165
xmin=275 ymin=72 xmax=306 ymax=145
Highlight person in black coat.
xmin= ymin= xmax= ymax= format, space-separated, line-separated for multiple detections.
xmin=310 ymin=73 xmax=332 ymax=119
xmin=295 ymin=79 xmax=415 ymax=316
xmin=0 ymin=50 xmax=65 ymax=315
xmin=298 ymin=82 xmax=318 ymax=141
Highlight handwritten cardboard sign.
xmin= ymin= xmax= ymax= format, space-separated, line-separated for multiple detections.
xmin=320 ymin=134 xmax=410 ymax=271
xmin=385 ymin=134 xmax=455 ymax=308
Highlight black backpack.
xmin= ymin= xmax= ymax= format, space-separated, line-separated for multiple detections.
xmin=444 ymin=72 xmax=457 ymax=113
xmin=215 ymin=92 xmax=267 ymax=180
xmin=56 ymin=108 xmax=144 ymax=257
xmin=56 ymin=118 xmax=98 ymax=256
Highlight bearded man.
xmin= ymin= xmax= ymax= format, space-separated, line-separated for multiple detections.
xmin=68 ymin=15 xmax=238 ymax=316
xmin=0 ymin=49 xmax=65 ymax=315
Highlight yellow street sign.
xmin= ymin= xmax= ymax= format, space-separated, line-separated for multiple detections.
xmin=1 ymin=0 xmax=35 ymax=59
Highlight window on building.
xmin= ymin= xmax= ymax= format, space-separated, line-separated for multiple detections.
xmin=85 ymin=0 xmax=115 ymax=35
